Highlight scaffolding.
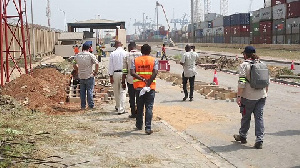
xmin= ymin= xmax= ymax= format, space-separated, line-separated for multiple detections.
xmin=0 ymin=0 xmax=31 ymax=86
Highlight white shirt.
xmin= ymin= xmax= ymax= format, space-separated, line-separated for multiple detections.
xmin=108 ymin=47 xmax=127 ymax=76
xmin=181 ymin=51 xmax=199 ymax=77
xmin=73 ymin=51 xmax=99 ymax=79
xmin=123 ymin=50 xmax=142 ymax=84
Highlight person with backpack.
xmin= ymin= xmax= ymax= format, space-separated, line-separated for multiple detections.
xmin=234 ymin=46 xmax=269 ymax=149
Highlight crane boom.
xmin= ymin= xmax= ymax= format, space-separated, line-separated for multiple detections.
xmin=156 ymin=1 xmax=170 ymax=38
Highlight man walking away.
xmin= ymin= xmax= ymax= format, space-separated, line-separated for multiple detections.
xmin=73 ymin=43 xmax=99 ymax=110
xmin=234 ymin=46 xmax=269 ymax=149
xmin=130 ymin=44 xmax=158 ymax=135
xmin=180 ymin=44 xmax=198 ymax=101
xmin=122 ymin=42 xmax=142 ymax=118
xmin=161 ymin=44 xmax=167 ymax=60
xmin=109 ymin=41 xmax=127 ymax=115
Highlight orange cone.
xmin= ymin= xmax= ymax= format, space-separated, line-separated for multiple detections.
xmin=213 ymin=69 xmax=219 ymax=85
xmin=291 ymin=60 xmax=295 ymax=70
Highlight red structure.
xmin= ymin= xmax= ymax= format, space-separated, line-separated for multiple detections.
xmin=0 ymin=0 xmax=31 ymax=86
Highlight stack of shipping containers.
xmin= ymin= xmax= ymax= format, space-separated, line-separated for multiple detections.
xmin=251 ymin=10 xmax=261 ymax=44
xmin=272 ymin=0 xmax=286 ymax=44
xmin=230 ymin=13 xmax=251 ymax=44
xmin=213 ymin=16 xmax=224 ymax=43
xmin=286 ymin=0 xmax=300 ymax=44
xmin=223 ymin=16 xmax=231 ymax=43
xmin=259 ymin=5 xmax=273 ymax=43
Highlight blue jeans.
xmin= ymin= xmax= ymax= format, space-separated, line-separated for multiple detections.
xmin=239 ymin=97 xmax=266 ymax=142
xmin=135 ymin=89 xmax=155 ymax=130
xmin=80 ymin=77 xmax=95 ymax=109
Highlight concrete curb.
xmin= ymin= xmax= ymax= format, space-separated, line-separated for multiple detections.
xmin=159 ymin=120 xmax=236 ymax=168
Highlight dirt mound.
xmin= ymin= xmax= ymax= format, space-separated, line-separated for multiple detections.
xmin=2 ymin=68 xmax=71 ymax=113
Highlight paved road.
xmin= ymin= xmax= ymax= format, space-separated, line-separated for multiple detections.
xmin=150 ymin=44 xmax=300 ymax=168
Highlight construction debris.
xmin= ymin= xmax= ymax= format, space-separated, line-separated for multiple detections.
xmin=196 ymin=56 xmax=242 ymax=70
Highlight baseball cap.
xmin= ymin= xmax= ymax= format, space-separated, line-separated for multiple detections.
xmin=82 ymin=43 xmax=90 ymax=50
xmin=243 ymin=46 xmax=256 ymax=54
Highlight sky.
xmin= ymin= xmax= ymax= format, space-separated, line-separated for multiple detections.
xmin=9 ymin=0 xmax=264 ymax=34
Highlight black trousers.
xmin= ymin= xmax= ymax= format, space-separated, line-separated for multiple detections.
xmin=182 ymin=73 xmax=195 ymax=99
xmin=127 ymin=83 xmax=136 ymax=115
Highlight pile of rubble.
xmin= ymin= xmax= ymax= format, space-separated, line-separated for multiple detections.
xmin=0 ymin=93 xmax=26 ymax=114
xmin=157 ymin=72 xmax=237 ymax=101
xmin=196 ymin=56 xmax=242 ymax=70
xmin=2 ymin=68 xmax=71 ymax=113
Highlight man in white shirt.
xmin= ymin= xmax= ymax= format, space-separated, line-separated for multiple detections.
xmin=180 ymin=44 xmax=199 ymax=101
xmin=73 ymin=43 xmax=99 ymax=109
xmin=108 ymin=41 xmax=127 ymax=114
xmin=122 ymin=42 xmax=142 ymax=118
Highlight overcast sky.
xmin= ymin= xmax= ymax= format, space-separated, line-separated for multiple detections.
xmin=11 ymin=0 xmax=264 ymax=34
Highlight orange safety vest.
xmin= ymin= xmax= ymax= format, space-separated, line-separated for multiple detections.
xmin=133 ymin=56 xmax=156 ymax=90
xmin=74 ymin=47 xmax=79 ymax=54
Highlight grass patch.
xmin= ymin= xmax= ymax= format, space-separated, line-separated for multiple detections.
xmin=173 ymin=54 xmax=182 ymax=60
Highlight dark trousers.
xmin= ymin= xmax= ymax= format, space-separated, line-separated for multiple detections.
xmin=127 ymin=83 xmax=136 ymax=115
xmin=161 ymin=52 xmax=168 ymax=60
xmin=73 ymin=79 xmax=80 ymax=96
xmin=182 ymin=73 xmax=195 ymax=99
xmin=135 ymin=89 xmax=155 ymax=130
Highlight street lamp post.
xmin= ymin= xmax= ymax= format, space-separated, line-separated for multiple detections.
xmin=59 ymin=8 xmax=66 ymax=32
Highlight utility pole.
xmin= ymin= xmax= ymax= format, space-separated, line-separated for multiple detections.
xmin=191 ymin=0 xmax=194 ymax=43
xmin=46 ymin=0 xmax=51 ymax=30
xmin=31 ymin=0 xmax=36 ymax=61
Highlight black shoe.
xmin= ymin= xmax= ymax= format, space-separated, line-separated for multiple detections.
xmin=254 ymin=141 xmax=263 ymax=149
xmin=145 ymin=129 xmax=153 ymax=135
xmin=128 ymin=114 xmax=136 ymax=118
xmin=189 ymin=98 xmax=193 ymax=101
xmin=233 ymin=134 xmax=247 ymax=144
xmin=183 ymin=97 xmax=187 ymax=101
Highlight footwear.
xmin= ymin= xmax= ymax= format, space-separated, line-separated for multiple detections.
xmin=254 ymin=141 xmax=263 ymax=149
xmin=128 ymin=114 xmax=136 ymax=118
xmin=115 ymin=106 xmax=118 ymax=111
xmin=135 ymin=126 xmax=142 ymax=130
xmin=189 ymin=98 xmax=193 ymax=101
xmin=145 ymin=129 xmax=153 ymax=135
xmin=233 ymin=134 xmax=247 ymax=144
xmin=183 ymin=97 xmax=187 ymax=101
xmin=117 ymin=111 xmax=127 ymax=115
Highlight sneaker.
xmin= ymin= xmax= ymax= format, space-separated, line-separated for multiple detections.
xmin=145 ymin=129 xmax=153 ymax=135
xmin=233 ymin=134 xmax=247 ymax=144
xmin=189 ymin=98 xmax=193 ymax=101
xmin=254 ymin=141 xmax=263 ymax=149
xmin=183 ymin=97 xmax=187 ymax=101
xmin=118 ymin=111 xmax=127 ymax=115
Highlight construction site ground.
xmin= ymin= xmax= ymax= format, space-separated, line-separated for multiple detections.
xmin=1 ymin=46 xmax=300 ymax=167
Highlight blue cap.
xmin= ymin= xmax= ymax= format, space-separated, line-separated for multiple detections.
xmin=82 ymin=43 xmax=90 ymax=50
xmin=243 ymin=46 xmax=256 ymax=54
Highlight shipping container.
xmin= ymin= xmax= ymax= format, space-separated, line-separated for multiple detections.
xmin=213 ymin=16 xmax=224 ymax=27
xmin=225 ymin=36 xmax=231 ymax=43
xmin=272 ymin=35 xmax=286 ymax=43
xmin=223 ymin=16 xmax=231 ymax=27
xmin=224 ymin=26 xmax=231 ymax=36
xmin=230 ymin=13 xmax=250 ymax=25
xmin=272 ymin=19 xmax=286 ymax=35
xmin=195 ymin=29 xmax=204 ymax=38
xmin=231 ymin=37 xmax=250 ymax=44
xmin=287 ymin=0 xmax=300 ymax=3
xmin=271 ymin=0 xmax=286 ymax=6
xmin=252 ymin=10 xmax=261 ymax=23
xmin=272 ymin=4 xmax=286 ymax=19
xmin=214 ymin=36 xmax=224 ymax=43
xmin=286 ymin=34 xmax=300 ymax=43
xmin=199 ymin=36 xmax=213 ymax=43
xmin=260 ymin=7 xmax=273 ymax=21
xmin=251 ymin=22 xmax=260 ymax=36
xmin=260 ymin=21 xmax=273 ymax=35
xmin=252 ymin=36 xmax=261 ymax=44
xmin=203 ymin=28 xmax=213 ymax=36
xmin=205 ymin=13 xmax=217 ymax=22
xmin=287 ymin=1 xmax=300 ymax=18
xmin=286 ymin=17 xmax=300 ymax=34
xmin=265 ymin=0 xmax=272 ymax=7
xmin=212 ymin=26 xmax=224 ymax=35
xmin=230 ymin=25 xmax=250 ymax=37
xmin=199 ymin=21 xmax=213 ymax=29
xmin=260 ymin=35 xmax=272 ymax=44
